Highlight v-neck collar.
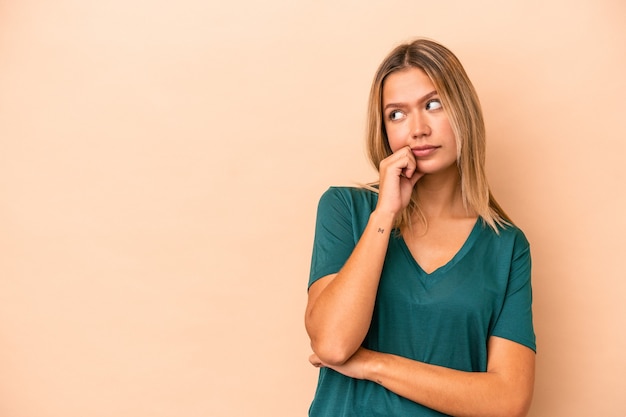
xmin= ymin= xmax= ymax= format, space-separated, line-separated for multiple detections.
xmin=396 ymin=218 xmax=483 ymax=281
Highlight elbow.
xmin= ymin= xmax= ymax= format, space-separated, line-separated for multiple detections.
xmin=497 ymin=391 xmax=533 ymax=417
xmin=310 ymin=339 xmax=356 ymax=367
xmin=511 ymin=380 xmax=534 ymax=417
xmin=512 ymin=397 xmax=533 ymax=417
xmin=306 ymin=317 xmax=359 ymax=366
xmin=501 ymin=404 xmax=531 ymax=417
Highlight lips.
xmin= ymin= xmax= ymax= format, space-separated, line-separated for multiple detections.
xmin=411 ymin=145 xmax=440 ymax=158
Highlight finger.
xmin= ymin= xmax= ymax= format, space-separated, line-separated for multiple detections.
xmin=386 ymin=148 xmax=411 ymax=170
xmin=409 ymin=170 xmax=423 ymax=186
xmin=401 ymin=147 xmax=417 ymax=178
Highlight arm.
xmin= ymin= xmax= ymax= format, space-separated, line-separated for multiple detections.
xmin=305 ymin=146 xmax=422 ymax=366
xmin=310 ymin=336 xmax=535 ymax=417
xmin=305 ymin=209 xmax=395 ymax=365
xmin=308 ymin=225 xmax=536 ymax=416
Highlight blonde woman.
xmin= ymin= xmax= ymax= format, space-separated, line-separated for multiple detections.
xmin=305 ymin=39 xmax=535 ymax=417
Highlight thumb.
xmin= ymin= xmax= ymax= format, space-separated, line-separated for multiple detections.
xmin=409 ymin=171 xmax=423 ymax=187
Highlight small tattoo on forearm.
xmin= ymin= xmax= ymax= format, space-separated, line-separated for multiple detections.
xmin=378 ymin=228 xmax=385 ymax=234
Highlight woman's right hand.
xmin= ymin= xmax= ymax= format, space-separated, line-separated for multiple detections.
xmin=376 ymin=146 xmax=423 ymax=218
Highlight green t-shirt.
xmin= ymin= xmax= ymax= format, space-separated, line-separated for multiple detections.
xmin=308 ymin=187 xmax=535 ymax=417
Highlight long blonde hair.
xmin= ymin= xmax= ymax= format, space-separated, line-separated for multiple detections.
xmin=365 ymin=38 xmax=511 ymax=232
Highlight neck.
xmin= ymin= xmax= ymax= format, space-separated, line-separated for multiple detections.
xmin=413 ymin=166 xmax=469 ymax=220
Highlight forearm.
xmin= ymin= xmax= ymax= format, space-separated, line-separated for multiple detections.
xmin=367 ymin=355 xmax=524 ymax=416
xmin=358 ymin=343 xmax=534 ymax=417
xmin=305 ymin=209 xmax=395 ymax=365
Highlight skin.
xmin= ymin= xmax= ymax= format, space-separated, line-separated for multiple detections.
xmin=305 ymin=67 xmax=535 ymax=417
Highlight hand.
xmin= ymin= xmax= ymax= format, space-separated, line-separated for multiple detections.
xmin=309 ymin=348 xmax=375 ymax=380
xmin=376 ymin=146 xmax=424 ymax=217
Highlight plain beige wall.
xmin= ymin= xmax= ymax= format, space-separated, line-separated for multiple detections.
xmin=1 ymin=1 xmax=624 ymax=416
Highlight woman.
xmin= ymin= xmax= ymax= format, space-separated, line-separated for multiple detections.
xmin=305 ymin=39 xmax=536 ymax=417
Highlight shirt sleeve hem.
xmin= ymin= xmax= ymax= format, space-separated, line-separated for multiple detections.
xmin=490 ymin=331 xmax=537 ymax=353
xmin=308 ymin=265 xmax=343 ymax=289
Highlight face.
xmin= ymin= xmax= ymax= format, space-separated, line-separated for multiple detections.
xmin=382 ymin=67 xmax=458 ymax=176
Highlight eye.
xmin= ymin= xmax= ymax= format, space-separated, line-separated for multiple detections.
xmin=426 ymin=99 xmax=442 ymax=111
xmin=388 ymin=110 xmax=405 ymax=121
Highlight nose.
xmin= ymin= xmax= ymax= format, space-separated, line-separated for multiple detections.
xmin=410 ymin=112 xmax=431 ymax=139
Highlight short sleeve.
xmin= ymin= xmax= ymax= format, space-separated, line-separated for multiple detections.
xmin=308 ymin=188 xmax=358 ymax=289
xmin=491 ymin=231 xmax=536 ymax=352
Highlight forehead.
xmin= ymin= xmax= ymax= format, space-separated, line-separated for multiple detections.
xmin=382 ymin=67 xmax=436 ymax=103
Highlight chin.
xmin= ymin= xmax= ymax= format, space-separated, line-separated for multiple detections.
xmin=417 ymin=160 xmax=458 ymax=176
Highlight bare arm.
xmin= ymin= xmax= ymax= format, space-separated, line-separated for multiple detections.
xmin=310 ymin=336 xmax=535 ymax=417
xmin=305 ymin=209 xmax=395 ymax=365
xmin=305 ymin=146 xmax=421 ymax=366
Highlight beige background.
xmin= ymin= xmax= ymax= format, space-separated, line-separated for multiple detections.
xmin=1 ymin=0 xmax=625 ymax=416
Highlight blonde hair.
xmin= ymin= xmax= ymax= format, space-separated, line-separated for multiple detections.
xmin=365 ymin=38 xmax=511 ymax=232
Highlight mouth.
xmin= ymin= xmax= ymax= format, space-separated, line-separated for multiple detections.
xmin=411 ymin=145 xmax=440 ymax=158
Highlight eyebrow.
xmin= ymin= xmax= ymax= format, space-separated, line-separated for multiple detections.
xmin=383 ymin=90 xmax=439 ymax=112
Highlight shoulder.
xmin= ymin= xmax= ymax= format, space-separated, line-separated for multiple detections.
xmin=315 ymin=186 xmax=379 ymax=232
xmin=317 ymin=186 xmax=379 ymax=210
xmin=480 ymin=220 xmax=529 ymax=244
xmin=498 ymin=223 xmax=529 ymax=246
xmin=477 ymin=220 xmax=531 ymax=257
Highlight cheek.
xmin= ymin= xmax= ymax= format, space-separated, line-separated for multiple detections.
xmin=384 ymin=123 xmax=407 ymax=152
xmin=438 ymin=120 xmax=457 ymax=149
